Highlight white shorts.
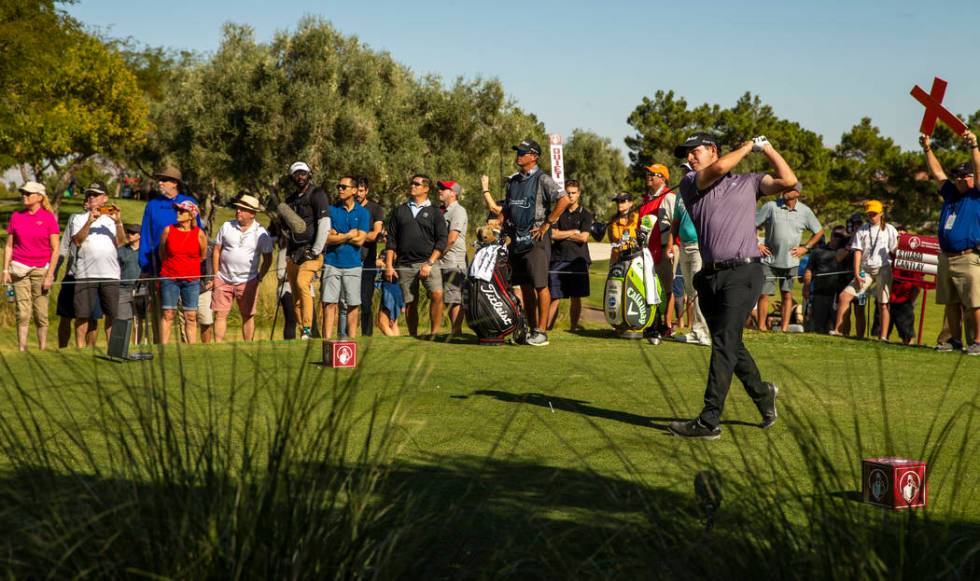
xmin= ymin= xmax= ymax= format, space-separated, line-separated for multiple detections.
xmin=842 ymin=266 xmax=891 ymax=304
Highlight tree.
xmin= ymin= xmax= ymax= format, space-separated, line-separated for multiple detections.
xmin=143 ymin=18 xmax=545 ymax=226
xmin=0 ymin=3 xmax=149 ymax=213
xmin=563 ymin=129 xmax=628 ymax=218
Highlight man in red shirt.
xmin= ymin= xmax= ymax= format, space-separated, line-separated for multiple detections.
xmin=637 ymin=163 xmax=677 ymax=342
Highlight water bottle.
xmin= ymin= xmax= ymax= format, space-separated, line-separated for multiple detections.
xmin=5 ymin=285 xmax=14 ymax=303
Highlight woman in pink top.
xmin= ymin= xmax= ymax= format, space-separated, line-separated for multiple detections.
xmin=2 ymin=182 xmax=61 ymax=351
xmin=158 ymin=200 xmax=207 ymax=344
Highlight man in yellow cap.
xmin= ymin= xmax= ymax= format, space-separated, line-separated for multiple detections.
xmin=638 ymin=163 xmax=677 ymax=343
xmin=830 ymin=200 xmax=898 ymax=339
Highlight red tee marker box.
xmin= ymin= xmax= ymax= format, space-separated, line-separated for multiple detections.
xmin=322 ymin=340 xmax=357 ymax=368
xmin=862 ymin=457 xmax=927 ymax=509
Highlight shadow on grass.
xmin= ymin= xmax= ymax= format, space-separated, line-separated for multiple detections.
xmin=473 ymin=390 xmax=764 ymax=432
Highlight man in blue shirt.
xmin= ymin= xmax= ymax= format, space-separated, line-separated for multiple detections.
xmin=322 ymin=175 xmax=369 ymax=339
xmin=922 ymin=130 xmax=980 ymax=355
xmin=138 ymin=167 xmax=204 ymax=274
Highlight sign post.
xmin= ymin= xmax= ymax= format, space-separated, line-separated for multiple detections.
xmin=548 ymin=133 xmax=565 ymax=191
xmin=893 ymin=234 xmax=940 ymax=345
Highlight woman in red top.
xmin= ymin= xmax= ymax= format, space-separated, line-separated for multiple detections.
xmin=158 ymin=201 xmax=207 ymax=344
xmin=2 ymin=182 xmax=61 ymax=351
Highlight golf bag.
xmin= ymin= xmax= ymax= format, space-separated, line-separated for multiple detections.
xmin=603 ymin=218 xmax=663 ymax=335
xmin=464 ymin=244 xmax=528 ymax=345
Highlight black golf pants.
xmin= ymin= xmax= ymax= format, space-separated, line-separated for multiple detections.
xmin=693 ymin=262 xmax=769 ymax=428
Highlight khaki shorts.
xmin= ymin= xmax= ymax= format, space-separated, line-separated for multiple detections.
xmin=197 ymin=289 xmax=214 ymax=325
xmin=9 ymin=261 xmax=50 ymax=327
xmin=936 ymin=251 xmax=980 ymax=308
xmin=842 ymin=266 xmax=892 ymax=304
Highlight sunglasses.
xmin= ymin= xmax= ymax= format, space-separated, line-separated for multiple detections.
xmin=336 ymin=184 xmax=354 ymax=191
xmin=411 ymin=181 xmax=427 ymax=187
xmin=158 ymin=177 xmax=178 ymax=184
xmin=176 ymin=208 xmax=191 ymax=214
xmin=19 ymin=192 xmax=35 ymax=197
xmin=646 ymin=173 xmax=664 ymax=178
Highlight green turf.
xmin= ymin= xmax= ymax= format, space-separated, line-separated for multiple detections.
xmin=2 ymin=330 xmax=977 ymax=517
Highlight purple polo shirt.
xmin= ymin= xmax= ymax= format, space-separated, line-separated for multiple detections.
xmin=679 ymin=171 xmax=764 ymax=263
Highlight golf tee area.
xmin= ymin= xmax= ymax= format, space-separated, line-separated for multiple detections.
xmin=0 ymin=330 xmax=977 ymax=578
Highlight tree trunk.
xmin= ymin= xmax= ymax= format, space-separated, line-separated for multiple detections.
xmin=48 ymin=154 xmax=93 ymax=217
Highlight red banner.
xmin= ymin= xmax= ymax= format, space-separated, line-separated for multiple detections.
xmin=893 ymin=234 xmax=939 ymax=289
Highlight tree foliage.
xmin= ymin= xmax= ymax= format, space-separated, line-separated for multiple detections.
xmin=140 ymin=18 xmax=544 ymax=225
xmin=0 ymin=0 xmax=149 ymax=213
xmin=625 ymin=90 xmax=979 ymax=229
xmin=563 ymin=129 xmax=628 ymax=218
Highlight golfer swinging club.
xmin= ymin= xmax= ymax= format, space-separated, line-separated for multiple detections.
xmin=668 ymin=133 xmax=797 ymax=440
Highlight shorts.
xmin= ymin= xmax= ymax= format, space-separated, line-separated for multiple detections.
xmin=548 ymin=258 xmax=590 ymax=299
xmin=9 ymin=262 xmax=50 ymax=327
xmin=212 ymin=277 xmax=261 ymax=317
xmin=396 ymin=263 xmax=442 ymax=304
xmin=321 ymin=265 xmax=363 ymax=306
xmin=510 ymin=234 xmax=551 ymax=289
xmin=762 ymin=264 xmax=796 ymax=295
xmin=160 ymin=278 xmax=201 ymax=310
xmin=56 ymin=275 xmax=104 ymax=320
xmin=440 ymin=266 xmax=466 ymax=304
xmin=73 ymin=279 xmax=120 ymax=320
xmin=197 ymin=289 xmax=214 ymax=324
xmin=842 ymin=266 xmax=891 ymax=304
xmin=936 ymin=251 xmax=980 ymax=308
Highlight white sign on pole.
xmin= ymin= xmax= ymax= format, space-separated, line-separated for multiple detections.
xmin=548 ymin=133 xmax=565 ymax=190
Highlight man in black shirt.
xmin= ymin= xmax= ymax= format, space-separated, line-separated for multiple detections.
xmin=546 ymin=180 xmax=593 ymax=330
xmin=384 ymin=174 xmax=448 ymax=336
xmin=282 ymin=161 xmax=331 ymax=340
xmin=356 ymin=177 xmax=385 ymax=336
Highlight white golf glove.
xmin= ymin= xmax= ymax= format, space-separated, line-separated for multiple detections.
xmin=752 ymin=136 xmax=770 ymax=152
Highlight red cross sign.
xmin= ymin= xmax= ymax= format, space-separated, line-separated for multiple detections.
xmin=911 ymin=77 xmax=967 ymax=136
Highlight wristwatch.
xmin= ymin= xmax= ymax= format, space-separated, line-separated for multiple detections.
xmin=425 ymin=259 xmax=435 ymax=266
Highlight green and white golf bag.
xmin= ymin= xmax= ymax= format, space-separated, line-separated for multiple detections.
xmin=603 ymin=215 xmax=664 ymax=336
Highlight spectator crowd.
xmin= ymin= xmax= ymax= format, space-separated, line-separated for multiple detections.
xmin=3 ymin=132 xmax=979 ymax=358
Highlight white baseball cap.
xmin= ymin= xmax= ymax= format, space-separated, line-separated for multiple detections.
xmin=289 ymin=161 xmax=311 ymax=175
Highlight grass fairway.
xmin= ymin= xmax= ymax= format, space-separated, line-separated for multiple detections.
xmin=2 ymin=193 xmax=979 ymax=576
xmin=1 ymin=331 xmax=978 ymax=576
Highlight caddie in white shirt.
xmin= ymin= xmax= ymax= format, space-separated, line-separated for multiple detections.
xmin=68 ymin=182 xmax=126 ymax=348
xmin=211 ymin=194 xmax=273 ymax=342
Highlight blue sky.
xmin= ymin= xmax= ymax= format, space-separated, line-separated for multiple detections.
xmin=69 ymin=0 xmax=979 ymax=155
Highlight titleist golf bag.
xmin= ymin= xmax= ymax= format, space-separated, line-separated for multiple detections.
xmin=463 ymin=244 xmax=528 ymax=345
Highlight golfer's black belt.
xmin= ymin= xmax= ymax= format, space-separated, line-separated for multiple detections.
xmin=703 ymin=257 xmax=762 ymax=272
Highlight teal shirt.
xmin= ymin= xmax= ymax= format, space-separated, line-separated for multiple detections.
xmin=673 ymin=196 xmax=698 ymax=244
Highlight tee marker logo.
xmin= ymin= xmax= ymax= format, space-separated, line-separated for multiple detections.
xmin=910 ymin=77 xmax=967 ymax=136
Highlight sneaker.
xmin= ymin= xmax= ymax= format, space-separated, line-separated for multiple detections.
xmin=526 ymin=331 xmax=549 ymax=347
xmin=828 ymin=330 xmax=842 ymax=337
xmin=646 ymin=334 xmax=661 ymax=345
xmin=301 ymin=327 xmax=312 ymax=340
xmin=968 ymin=343 xmax=980 ymax=356
xmin=674 ymin=333 xmax=710 ymax=346
xmin=668 ymin=418 xmax=721 ymax=440
xmin=757 ymin=382 xmax=778 ymax=428
xmin=935 ymin=339 xmax=963 ymax=352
